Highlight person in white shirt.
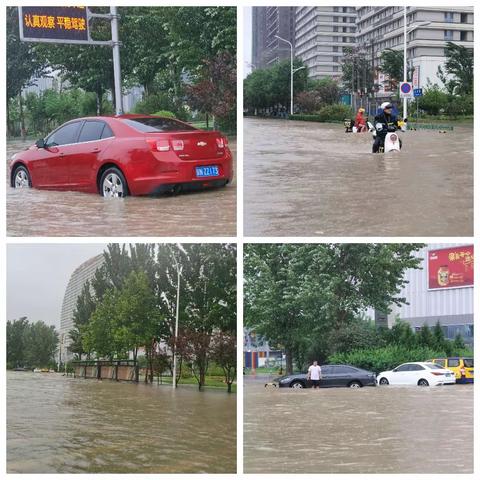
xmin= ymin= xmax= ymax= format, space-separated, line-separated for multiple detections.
xmin=307 ymin=361 xmax=322 ymax=389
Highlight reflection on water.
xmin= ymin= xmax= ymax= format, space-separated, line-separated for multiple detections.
xmin=6 ymin=139 xmax=236 ymax=237
xmin=244 ymin=377 xmax=473 ymax=474
xmin=244 ymin=118 xmax=473 ymax=236
xmin=7 ymin=372 xmax=236 ymax=473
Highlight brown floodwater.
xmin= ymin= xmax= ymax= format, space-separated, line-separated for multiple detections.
xmin=244 ymin=377 xmax=473 ymax=474
xmin=6 ymin=139 xmax=236 ymax=237
xmin=7 ymin=371 xmax=236 ymax=473
xmin=244 ymin=118 xmax=473 ymax=236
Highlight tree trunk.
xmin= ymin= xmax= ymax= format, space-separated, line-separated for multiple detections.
xmin=96 ymin=90 xmax=102 ymax=116
xmin=205 ymin=112 xmax=209 ymax=129
xmin=7 ymin=99 xmax=11 ymax=138
xmin=19 ymin=95 xmax=26 ymax=140
xmin=227 ymin=382 xmax=232 ymax=393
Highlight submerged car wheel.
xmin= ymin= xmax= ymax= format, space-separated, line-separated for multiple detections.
xmin=418 ymin=379 xmax=429 ymax=387
xmin=379 ymin=377 xmax=389 ymax=385
xmin=348 ymin=381 xmax=362 ymax=388
xmin=290 ymin=381 xmax=305 ymax=389
xmin=13 ymin=165 xmax=32 ymax=189
xmin=100 ymin=167 xmax=128 ymax=198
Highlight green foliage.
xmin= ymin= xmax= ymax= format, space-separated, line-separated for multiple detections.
xmin=244 ymin=59 xmax=308 ymax=112
xmin=289 ymin=104 xmax=353 ymax=123
xmin=437 ymin=42 xmax=473 ymax=95
xmin=244 ymin=243 xmax=424 ymax=374
xmin=328 ymin=345 xmax=443 ymax=374
xmin=9 ymin=7 xmax=236 ymax=136
xmin=133 ymin=93 xmax=178 ymax=115
xmin=316 ymin=104 xmax=353 ymax=122
xmin=153 ymin=110 xmax=176 ymax=118
xmin=70 ymin=243 xmax=236 ymax=391
xmin=7 ymin=317 xmax=58 ymax=368
xmin=379 ymin=49 xmax=407 ymax=88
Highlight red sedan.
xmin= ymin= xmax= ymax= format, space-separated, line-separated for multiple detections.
xmin=10 ymin=114 xmax=233 ymax=197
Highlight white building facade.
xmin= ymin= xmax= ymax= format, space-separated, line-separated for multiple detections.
xmin=59 ymin=254 xmax=105 ymax=362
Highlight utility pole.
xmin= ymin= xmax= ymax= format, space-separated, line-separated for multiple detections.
xmin=110 ymin=7 xmax=123 ymax=115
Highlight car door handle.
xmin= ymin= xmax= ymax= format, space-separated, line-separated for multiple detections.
xmin=92 ymin=147 xmax=100 ymax=153
xmin=59 ymin=152 xmax=65 ymax=156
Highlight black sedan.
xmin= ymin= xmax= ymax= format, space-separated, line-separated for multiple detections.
xmin=275 ymin=364 xmax=376 ymax=389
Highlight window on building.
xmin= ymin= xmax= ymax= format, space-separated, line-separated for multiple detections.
xmin=444 ymin=12 xmax=454 ymax=23
xmin=333 ymin=26 xmax=338 ymax=32
xmin=444 ymin=30 xmax=454 ymax=40
xmin=460 ymin=13 xmax=468 ymax=23
xmin=460 ymin=31 xmax=467 ymax=41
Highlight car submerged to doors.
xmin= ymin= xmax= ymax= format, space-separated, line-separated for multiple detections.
xmin=10 ymin=114 xmax=233 ymax=198
xmin=275 ymin=364 xmax=377 ymax=389
xmin=376 ymin=362 xmax=456 ymax=387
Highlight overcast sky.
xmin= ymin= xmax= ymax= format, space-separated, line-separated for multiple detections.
xmin=7 ymin=244 xmax=107 ymax=328
xmin=244 ymin=7 xmax=252 ymax=76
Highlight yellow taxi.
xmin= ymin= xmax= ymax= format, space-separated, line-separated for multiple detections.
xmin=428 ymin=357 xmax=474 ymax=383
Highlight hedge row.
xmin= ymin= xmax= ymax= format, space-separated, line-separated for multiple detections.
xmin=328 ymin=345 xmax=473 ymax=374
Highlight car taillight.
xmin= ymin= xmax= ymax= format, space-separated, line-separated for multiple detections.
xmin=431 ymin=372 xmax=443 ymax=376
xmin=147 ymin=139 xmax=170 ymax=152
xmin=216 ymin=137 xmax=225 ymax=149
xmin=172 ymin=140 xmax=184 ymax=151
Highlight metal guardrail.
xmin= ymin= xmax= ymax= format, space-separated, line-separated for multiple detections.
xmin=409 ymin=124 xmax=454 ymax=131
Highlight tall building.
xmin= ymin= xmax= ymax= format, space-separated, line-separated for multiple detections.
xmin=356 ymin=6 xmax=474 ymax=90
xmin=59 ymin=254 xmax=105 ymax=361
xmin=374 ymin=244 xmax=473 ymax=345
xmin=251 ymin=7 xmax=296 ymax=69
xmin=295 ymin=6 xmax=357 ymax=80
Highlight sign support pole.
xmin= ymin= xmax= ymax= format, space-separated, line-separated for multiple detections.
xmin=110 ymin=7 xmax=123 ymax=115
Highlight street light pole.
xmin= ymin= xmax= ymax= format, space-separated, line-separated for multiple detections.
xmin=275 ymin=35 xmax=294 ymax=115
xmin=110 ymin=6 xmax=123 ymax=115
xmin=170 ymin=246 xmax=182 ymax=389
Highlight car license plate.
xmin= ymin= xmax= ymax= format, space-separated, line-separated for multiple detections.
xmin=196 ymin=166 xmax=219 ymax=177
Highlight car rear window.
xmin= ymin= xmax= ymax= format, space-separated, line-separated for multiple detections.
xmin=121 ymin=117 xmax=197 ymax=133
xmin=463 ymin=358 xmax=474 ymax=367
xmin=425 ymin=363 xmax=443 ymax=370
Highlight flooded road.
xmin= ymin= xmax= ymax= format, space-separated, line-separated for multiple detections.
xmin=244 ymin=118 xmax=473 ymax=236
xmin=7 ymin=371 xmax=236 ymax=473
xmin=244 ymin=378 xmax=473 ymax=474
xmin=6 ymin=138 xmax=236 ymax=237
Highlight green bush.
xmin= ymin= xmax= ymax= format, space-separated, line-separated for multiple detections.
xmin=153 ymin=110 xmax=176 ymax=118
xmin=328 ymin=345 xmax=444 ymax=374
xmin=289 ymin=104 xmax=352 ymax=123
xmin=317 ymin=104 xmax=352 ymax=122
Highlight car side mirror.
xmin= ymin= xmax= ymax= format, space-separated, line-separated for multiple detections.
xmin=35 ymin=138 xmax=46 ymax=149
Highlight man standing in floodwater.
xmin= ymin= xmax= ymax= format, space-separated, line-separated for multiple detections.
xmin=307 ymin=361 xmax=322 ymax=389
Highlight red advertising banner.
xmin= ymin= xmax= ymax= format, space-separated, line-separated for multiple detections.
xmin=428 ymin=245 xmax=474 ymax=290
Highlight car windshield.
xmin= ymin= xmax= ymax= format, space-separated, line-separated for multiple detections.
xmin=463 ymin=358 xmax=474 ymax=367
xmin=121 ymin=117 xmax=197 ymax=133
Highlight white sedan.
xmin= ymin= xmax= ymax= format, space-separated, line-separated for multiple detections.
xmin=377 ymin=362 xmax=456 ymax=387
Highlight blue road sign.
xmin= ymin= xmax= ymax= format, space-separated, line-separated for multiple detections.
xmin=413 ymin=88 xmax=423 ymax=97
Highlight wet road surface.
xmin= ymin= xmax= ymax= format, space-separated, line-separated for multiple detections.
xmin=244 ymin=118 xmax=473 ymax=236
xmin=6 ymin=138 xmax=236 ymax=237
xmin=244 ymin=377 xmax=473 ymax=474
xmin=7 ymin=371 xmax=236 ymax=473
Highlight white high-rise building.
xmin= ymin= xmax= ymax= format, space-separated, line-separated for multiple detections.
xmin=295 ymin=6 xmax=357 ymax=80
xmin=356 ymin=6 xmax=474 ymax=89
xmin=59 ymin=254 xmax=105 ymax=361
